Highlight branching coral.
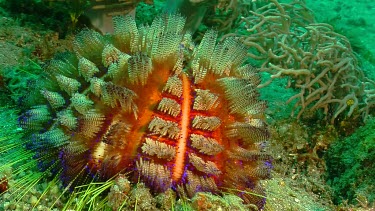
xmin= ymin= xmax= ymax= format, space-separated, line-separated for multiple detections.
xmin=225 ymin=0 xmax=375 ymax=123
xmin=194 ymin=0 xmax=256 ymax=40
xmin=207 ymin=0 xmax=252 ymax=33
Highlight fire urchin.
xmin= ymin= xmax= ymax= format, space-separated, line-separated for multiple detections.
xmin=18 ymin=13 xmax=272 ymax=209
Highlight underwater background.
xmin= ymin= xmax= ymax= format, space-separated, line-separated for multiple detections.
xmin=0 ymin=0 xmax=374 ymax=210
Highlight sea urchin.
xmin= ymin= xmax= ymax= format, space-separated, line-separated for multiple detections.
xmin=18 ymin=14 xmax=272 ymax=209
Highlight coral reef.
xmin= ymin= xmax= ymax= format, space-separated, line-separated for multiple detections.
xmin=1 ymin=179 xmax=66 ymax=210
xmin=191 ymin=192 xmax=258 ymax=211
xmin=225 ymin=0 xmax=375 ymax=123
xmin=203 ymin=0 xmax=255 ymax=35
xmin=17 ymin=13 xmax=272 ymax=209
xmin=325 ymin=118 xmax=375 ymax=206
xmin=263 ymin=177 xmax=334 ymax=211
xmin=304 ymin=0 xmax=375 ymax=68
xmin=188 ymin=0 xmax=260 ymax=41
xmin=1 ymin=0 xmax=73 ymax=37
xmin=266 ymin=119 xmax=337 ymax=206
xmin=1 ymin=1 xmax=375 ymax=210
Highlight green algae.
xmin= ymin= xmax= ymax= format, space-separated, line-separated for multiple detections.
xmin=326 ymin=118 xmax=375 ymax=205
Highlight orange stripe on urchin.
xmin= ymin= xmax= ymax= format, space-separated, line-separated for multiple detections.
xmin=18 ymin=14 xmax=272 ymax=209
xmin=172 ymin=73 xmax=191 ymax=182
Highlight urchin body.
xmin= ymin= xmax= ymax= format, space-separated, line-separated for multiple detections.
xmin=20 ymin=14 xmax=271 ymax=209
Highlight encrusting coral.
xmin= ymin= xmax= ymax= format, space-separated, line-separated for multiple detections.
xmin=224 ymin=0 xmax=375 ymax=123
xmin=14 ymin=13 xmax=272 ymax=209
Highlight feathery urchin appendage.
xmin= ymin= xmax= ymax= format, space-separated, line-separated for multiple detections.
xmin=19 ymin=14 xmax=272 ymax=209
xmin=0 ymin=107 xmax=56 ymax=210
